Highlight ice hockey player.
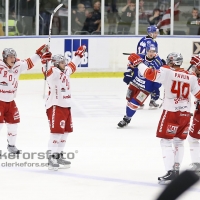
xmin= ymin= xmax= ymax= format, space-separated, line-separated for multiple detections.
xmin=137 ymin=25 xmax=159 ymax=55
xmin=136 ymin=25 xmax=164 ymax=107
xmin=0 ymin=44 xmax=49 ymax=154
xmin=117 ymin=43 xmax=162 ymax=128
xmin=188 ymin=56 xmax=200 ymax=176
xmin=41 ymin=45 xmax=86 ymax=171
xmin=127 ymin=52 xmax=200 ymax=184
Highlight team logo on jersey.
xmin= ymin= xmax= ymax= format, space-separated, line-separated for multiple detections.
xmin=0 ymin=81 xmax=8 ymax=86
xmin=167 ymin=124 xmax=178 ymax=134
xmin=65 ymin=39 xmax=88 ymax=67
xmin=193 ymin=42 xmax=200 ymax=54
xmin=198 ymin=130 xmax=200 ymax=135
xmin=60 ymin=120 xmax=65 ymax=129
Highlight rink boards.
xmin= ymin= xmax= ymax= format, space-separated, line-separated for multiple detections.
xmin=0 ymin=35 xmax=199 ymax=79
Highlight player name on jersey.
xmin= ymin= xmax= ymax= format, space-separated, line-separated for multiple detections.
xmin=175 ymin=73 xmax=189 ymax=80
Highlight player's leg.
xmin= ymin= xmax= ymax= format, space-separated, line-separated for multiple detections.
xmin=173 ymin=137 xmax=184 ymax=172
xmin=5 ymin=101 xmax=20 ymax=154
xmin=174 ymin=111 xmax=191 ymax=170
xmin=117 ymin=98 xmax=140 ymax=128
xmin=149 ymin=88 xmax=160 ymax=108
xmin=188 ymin=111 xmax=200 ymax=175
xmin=158 ymin=139 xmax=178 ymax=184
xmin=188 ymin=135 xmax=200 ymax=175
xmin=118 ymin=84 xmax=149 ymax=128
xmin=56 ymin=107 xmax=72 ymax=168
xmin=46 ymin=106 xmax=64 ymax=170
xmin=156 ymin=110 xmax=179 ymax=184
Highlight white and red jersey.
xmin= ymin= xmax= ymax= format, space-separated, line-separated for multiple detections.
xmin=45 ymin=56 xmax=81 ymax=109
xmin=138 ymin=64 xmax=200 ymax=112
xmin=0 ymin=54 xmax=40 ymax=102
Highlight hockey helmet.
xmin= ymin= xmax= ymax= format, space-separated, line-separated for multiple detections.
xmin=147 ymin=25 xmax=159 ymax=35
xmin=51 ymin=54 xmax=66 ymax=66
xmin=146 ymin=43 xmax=157 ymax=52
xmin=2 ymin=48 xmax=17 ymax=59
xmin=166 ymin=52 xmax=183 ymax=66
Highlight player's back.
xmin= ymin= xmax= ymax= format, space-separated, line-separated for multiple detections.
xmin=161 ymin=66 xmax=199 ymax=112
xmin=137 ymin=36 xmax=158 ymax=55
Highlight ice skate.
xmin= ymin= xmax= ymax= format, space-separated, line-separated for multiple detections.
xmin=149 ymin=99 xmax=159 ymax=109
xmin=158 ymin=170 xmax=179 ymax=185
xmin=57 ymin=152 xmax=71 ymax=169
xmin=190 ymin=163 xmax=200 ymax=176
xmin=7 ymin=145 xmax=21 ymax=154
xmin=48 ymin=155 xmax=59 ymax=171
xmin=117 ymin=116 xmax=131 ymax=128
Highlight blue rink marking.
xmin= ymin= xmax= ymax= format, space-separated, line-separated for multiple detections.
xmin=2 ymin=167 xmax=200 ymax=193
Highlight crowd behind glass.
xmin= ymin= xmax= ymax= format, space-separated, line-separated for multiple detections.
xmin=0 ymin=0 xmax=200 ymax=36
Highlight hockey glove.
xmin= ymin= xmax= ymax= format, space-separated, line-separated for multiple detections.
xmin=123 ymin=71 xmax=133 ymax=85
xmin=36 ymin=44 xmax=49 ymax=57
xmin=161 ymin=59 xmax=166 ymax=65
xmin=128 ymin=53 xmax=143 ymax=68
xmin=75 ymin=45 xmax=86 ymax=58
xmin=190 ymin=55 xmax=200 ymax=70
xmin=41 ymin=52 xmax=52 ymax=64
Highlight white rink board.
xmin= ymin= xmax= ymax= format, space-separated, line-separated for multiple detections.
xmin=0 ymin=36 xmax=198 ymax=74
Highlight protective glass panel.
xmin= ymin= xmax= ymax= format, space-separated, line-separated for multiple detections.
xmin=174 ymin=0 xmax=200 ymax=35
xmin=105 ymin=0 xmax=135 ymax=35
xmin=71 ymin=0 xmax=101 ymax=35
xmin=139 ymin=0 xmax=171 ymax=35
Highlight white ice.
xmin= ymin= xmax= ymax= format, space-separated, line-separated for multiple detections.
xmin=0 ymin=78 xmax=199 ymax=200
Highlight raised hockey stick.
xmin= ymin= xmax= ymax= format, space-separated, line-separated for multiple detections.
xmin=43 ymin=3 xmax=63 ymax=99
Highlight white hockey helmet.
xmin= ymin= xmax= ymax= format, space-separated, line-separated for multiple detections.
xmin=166 ymin=52 xmax=183 ymax=66
xmin=51 ymin=54 xmax=66 ymax=66
xmin=2 ymin=48 xmax=17 ymax=59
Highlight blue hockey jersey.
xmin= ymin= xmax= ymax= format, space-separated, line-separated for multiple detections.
xmin=137 ymin=36 xmax=158 ymax=55
xmin=129 ymin=54 xmax=162 ymax=93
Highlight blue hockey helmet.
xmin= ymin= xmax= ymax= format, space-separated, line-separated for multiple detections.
xmin=147 ymin=25 xmax=159 ymax=35
xmin=146 ymin=43 xmax=157 ymax=52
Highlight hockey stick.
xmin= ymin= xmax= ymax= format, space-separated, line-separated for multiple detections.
xmin=187 ymin=64 xmax=193 ymax=71
xmin=123 ymin=53 xmax=131 ymax=55
xmin=43 ymin=3 xmax=63 ymax=99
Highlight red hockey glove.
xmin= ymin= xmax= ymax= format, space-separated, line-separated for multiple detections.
xmin=36 ymin=44 xmax=49 ymax=57
xmin=128 ymin=53 xmax=143 ymax=68
xmin=41 ymin=52 xmax=52 ymax=64
xmin=75 ymin=45 xmax=86 ymax=58
xmin=190 ymin=55 xmax=200 ymax=70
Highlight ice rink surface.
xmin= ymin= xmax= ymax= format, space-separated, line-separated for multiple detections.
xmin=0 ymin=78 xmax=199 ymax=200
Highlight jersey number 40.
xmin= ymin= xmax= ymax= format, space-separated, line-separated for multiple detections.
xmin=171 ymin=80 xmax=190 ymax=98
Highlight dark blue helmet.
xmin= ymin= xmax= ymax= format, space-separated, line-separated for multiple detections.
xmin=147 ymin=25 xmax=158 ymax=35
xmin=146 ymin=43 xmax=156 ymax=52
